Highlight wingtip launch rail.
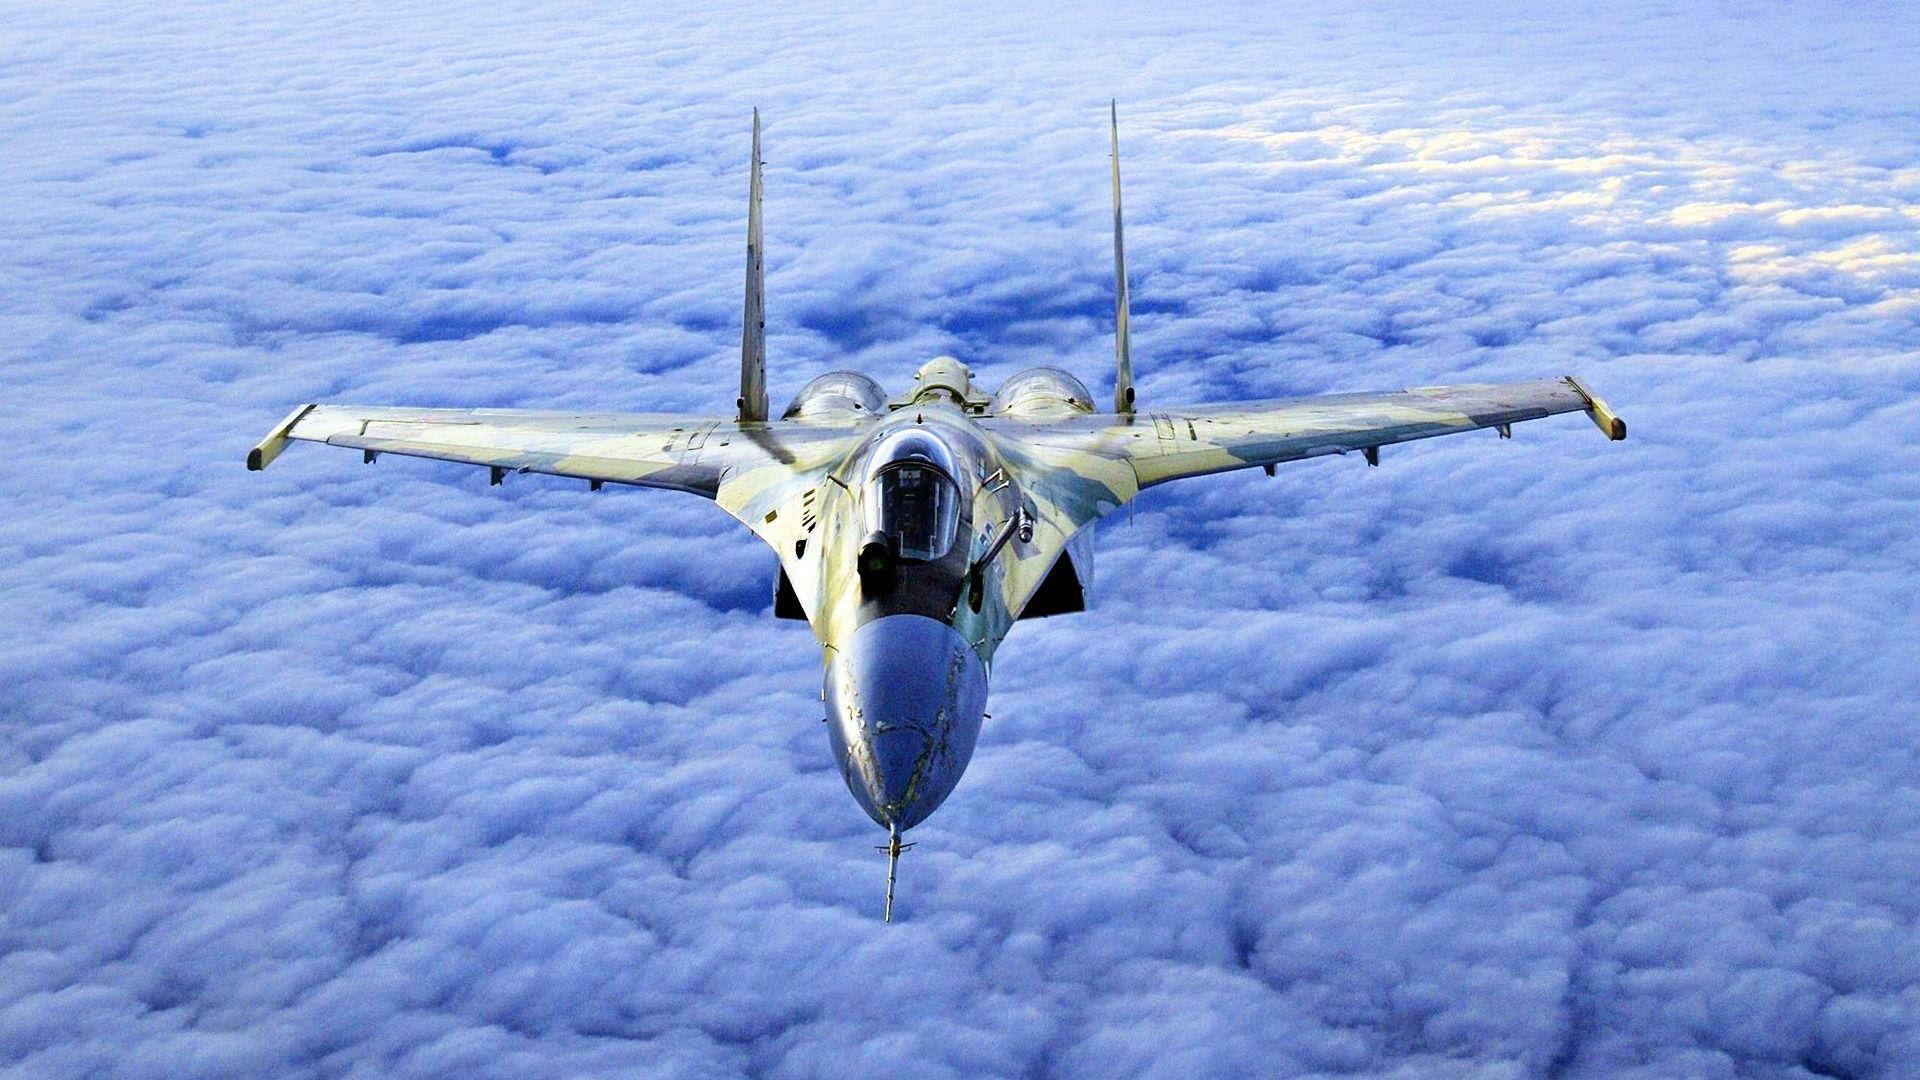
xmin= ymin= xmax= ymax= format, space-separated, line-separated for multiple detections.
xmin=247 ymin=403 xmax=316 ymax=471
xmin=1566 ymin=375 xmax=1627 ymax=440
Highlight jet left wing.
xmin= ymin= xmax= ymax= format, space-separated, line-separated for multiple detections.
xmin=248 ymin=403 xmax=861 ymax=502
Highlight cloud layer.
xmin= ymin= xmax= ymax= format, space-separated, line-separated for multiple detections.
xmin=3 ymin=1 xmax=1918 ymax=1076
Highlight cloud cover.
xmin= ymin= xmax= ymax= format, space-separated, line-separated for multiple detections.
xmin=3 ymin=1 xmax=1918 ymax=1076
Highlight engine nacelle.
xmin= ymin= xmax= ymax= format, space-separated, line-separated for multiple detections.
xmin=782 ymin=371 xmax=888 ymax=420
xmin=988 ymin=367 xmax=1096 ymax=418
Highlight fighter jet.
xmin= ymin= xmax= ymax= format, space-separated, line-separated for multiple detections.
xmin=249 ymin=106 xmax=1626 ymax=920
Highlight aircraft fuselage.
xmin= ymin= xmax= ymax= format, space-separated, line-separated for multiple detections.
xmin=809 ymin=378 xmax=1024 ymax=831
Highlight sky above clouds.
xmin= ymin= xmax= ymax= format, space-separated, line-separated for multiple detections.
xmin=3 ymin=1 xmax=1918 ymax=1076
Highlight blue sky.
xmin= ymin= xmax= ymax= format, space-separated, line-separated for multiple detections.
xmin=3 ymin=1 xmax=1918 ymax=1076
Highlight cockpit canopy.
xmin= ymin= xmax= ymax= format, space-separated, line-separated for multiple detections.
xmin=862 ymin=429 xmax=965 ymax=561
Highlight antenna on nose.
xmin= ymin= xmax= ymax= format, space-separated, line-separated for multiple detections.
xmin=879 ymin=822 xmax=915 ymax=922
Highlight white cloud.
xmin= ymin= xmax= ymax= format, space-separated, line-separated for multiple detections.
xmin=3 ymin=0 xmax=1918 ymax=1076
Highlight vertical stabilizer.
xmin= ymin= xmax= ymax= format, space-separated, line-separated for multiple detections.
xmin=738 ymin=109 xmax=769 ymax=422
xmin=1109 ymin=101 xmax=1135 ymax=415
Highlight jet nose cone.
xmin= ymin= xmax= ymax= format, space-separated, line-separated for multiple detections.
xmin=826 ymin=614 xmax=987 ymax=830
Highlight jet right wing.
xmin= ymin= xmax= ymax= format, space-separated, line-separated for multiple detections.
xmin=1114 ymin=376 xmax=1625 ymax=488
xmin=975 ymin=374 xmax=1623 ymax=619
xmin=984 ymin=374 xmax=1624 ymax=525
